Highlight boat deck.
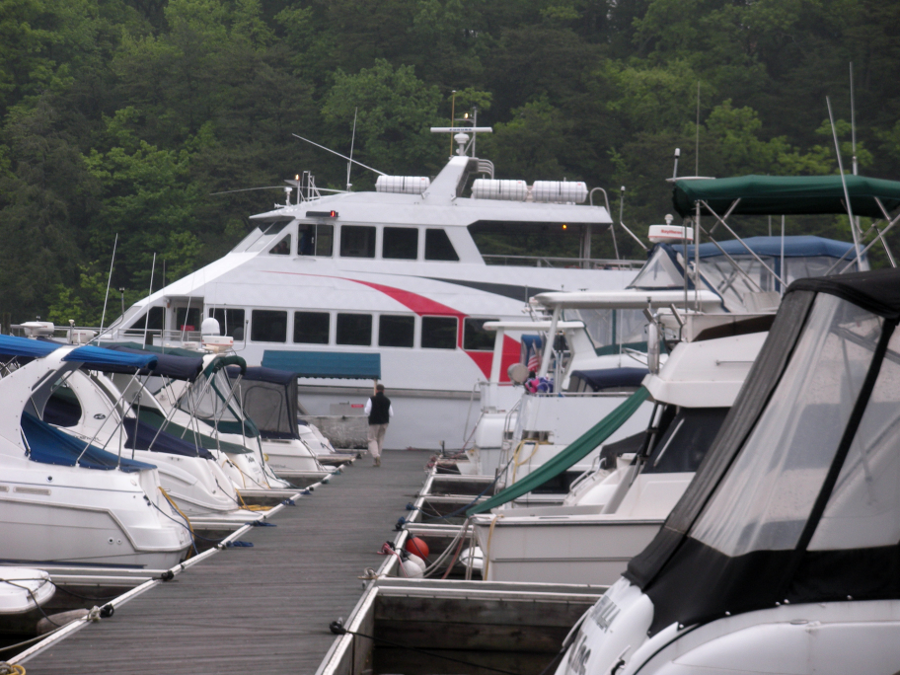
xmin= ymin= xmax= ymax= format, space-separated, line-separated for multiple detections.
xmin=19 ymin=449 xmax=431 ymax=675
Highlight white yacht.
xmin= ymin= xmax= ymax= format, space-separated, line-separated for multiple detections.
xmin=0 ymin=336 xmax=191 ymax=569
xmin=104 ymin=134 xmax=640 ymax=450
xmin=554 ymin=266 xmax=900 ymax=675
xmin=469 ymin=320 xmax=767 ymax=584
xmin=44 ymin=367 xmax=255 ymax=524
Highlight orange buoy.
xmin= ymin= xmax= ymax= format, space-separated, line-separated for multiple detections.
xmin=405 ymin=537 xmax=429 ymax=559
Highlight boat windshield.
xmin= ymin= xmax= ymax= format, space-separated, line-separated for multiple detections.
xmin=177 ymin=369 xmax=244 ymax=428
xmin=690 ymin=294 xmax=882 ymax=556
xmin=644 ymin=406 xmax=729 ymax=475
xmin=567 ymin=308 xmax=647 ymax=349
xmin=695 ymin=254 xmax=865 ymax=308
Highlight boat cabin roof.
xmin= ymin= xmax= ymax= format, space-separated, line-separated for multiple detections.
xmin=673 ymin=174 xmax=900 ymax=218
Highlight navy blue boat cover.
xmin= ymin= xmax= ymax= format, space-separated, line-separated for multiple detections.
xmin=64 ymin=345 xmax=157 ymax=371
xmin=122 ymin=417 xmax=215 ymax=460
xmin=22 ymin=412 xmax=156 ymax=472
xmin=102 ymin=344 xmax=203 ymax=380
xmin=226 ymin=365 xmax=295 ymax=384
xmin=0 ymin=335 xmax=60 ymax=359
xmin=571 ymin=367 xmax=649 ymax=391
xmin=688 ymin=235 xmax=856 ymax=260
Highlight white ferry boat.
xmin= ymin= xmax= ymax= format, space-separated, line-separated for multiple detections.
xmin=105 ymin=132 xmax=640 ymax=450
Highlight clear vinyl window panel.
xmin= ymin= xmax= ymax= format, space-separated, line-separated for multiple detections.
xmin=691 ymin=294 xmax=881 ymax=557
xmin=809 ymin=328 xmax=900 ymax=551
xmin=178 ymin=370 xmax=242 ymax=424
xmin=568 ymin=308 xmax=647 ymax=347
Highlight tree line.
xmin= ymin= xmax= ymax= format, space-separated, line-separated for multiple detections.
xmin=1 ymin=0 xmax=899 ymax=325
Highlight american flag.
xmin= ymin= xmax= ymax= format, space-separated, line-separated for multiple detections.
xmin=526 ymin=338 xmax=542 ymax=372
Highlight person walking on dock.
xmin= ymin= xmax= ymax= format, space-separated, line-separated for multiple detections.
xmin=365 ymin=384 xmax=393 ymax=467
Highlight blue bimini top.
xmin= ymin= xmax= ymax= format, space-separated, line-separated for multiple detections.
xmin=22 ymin=412 xmax=156 ymax=472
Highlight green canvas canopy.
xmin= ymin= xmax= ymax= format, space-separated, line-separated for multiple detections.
xmin=467 ymin=387 xmax=650 ymax=516
xmin=673 ymin=174 xmax=900 ymax=219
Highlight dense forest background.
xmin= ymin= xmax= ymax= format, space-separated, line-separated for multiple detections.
xmin=1 ymin=0 xmax=899 ymax=325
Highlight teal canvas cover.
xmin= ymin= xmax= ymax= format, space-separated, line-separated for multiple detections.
xmin=262 ymin=350 xmax=381 ymax=379
xmin=467 ymin=387 xmax=650 ymax=516
xmin=673 ymin=174 xmax=900 ymax=218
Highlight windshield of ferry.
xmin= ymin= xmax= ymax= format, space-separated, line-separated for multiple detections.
xmin=233 ymin=221 xmax=290 ymax=253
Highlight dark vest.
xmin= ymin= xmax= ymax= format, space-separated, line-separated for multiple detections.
xmin=368 ymin=392 xmax=391 ymax=425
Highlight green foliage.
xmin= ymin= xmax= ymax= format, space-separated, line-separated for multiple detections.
xmin=2 ymin=0 xmax=900 ymax=322
xmin=322 ymin=60 xmax=444 ymax=182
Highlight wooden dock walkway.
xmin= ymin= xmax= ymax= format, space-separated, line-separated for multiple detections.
xmin=21 ymin=449 xmax=432 ymax=675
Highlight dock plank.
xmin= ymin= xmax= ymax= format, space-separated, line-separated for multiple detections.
xmin=22 ymin=449 xmax=430 ymax=675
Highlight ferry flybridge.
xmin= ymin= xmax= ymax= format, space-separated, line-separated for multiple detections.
xmin=104 ymin=129 xmax=640 ymax=450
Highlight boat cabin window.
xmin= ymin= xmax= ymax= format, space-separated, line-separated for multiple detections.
xmin=379 ymin=315 xmax=414 ymax=348
xmin=176 ymin=307 xmax=201 ymax=331
xmin=298 ymin=223 xmax=333 ymax=256
xmin=691 ymin=294 xmax=881 ymax=557
xmin=269 ymin=235 xmax=291 ymax=255
xmin=383 ymin=227 xmax=418 ymax=260
xmin=209 ymin=308 xmax=245 ymax=339
xmin=464 ymin=318 xmax=499 ymax=351
xmin=294 ymin=311 xmax=329 ymax=344
xmin=644 ymin=407 xmax=729 ymax=474
xmin=336 ymin=313 xmax=372 ymax=346
xmin=251 ymin=309 xmax=287 ymax=343
xmin=127 ymin=306 xmax=164 ymax=335
xmin=422 ymin=316 xmax=457 ymax=349
xmin=425 ymin=229 xmax=459 ymax=261
xmin=340 ymin=225 xmax=376 ymax=258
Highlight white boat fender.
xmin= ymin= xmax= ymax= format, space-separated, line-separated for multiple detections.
xmin=401 ymin=557 xmax=425 ymax=578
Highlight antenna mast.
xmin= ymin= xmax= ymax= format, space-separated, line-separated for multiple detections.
xmin=850 ymin=62 xmax=858 ymax=176
xmin=347 ymin=108 xmax=358 ymax=191
xmin=97 ymin=233 xmax=118 ymax=340
xmin=695 ymin=82 xmax=701 ymax=175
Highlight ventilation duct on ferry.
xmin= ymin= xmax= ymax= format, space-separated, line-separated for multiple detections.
xmin=375 ymin=175 xmax=430 ymax=194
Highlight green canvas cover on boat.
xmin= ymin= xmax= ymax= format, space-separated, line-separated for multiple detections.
xmin=466 ymin=387 xmax=650 ymax=516
xmin=673 ymin=174 xmax=900 ymax=218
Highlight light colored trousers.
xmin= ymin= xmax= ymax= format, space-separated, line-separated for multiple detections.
xmin=367 ymin=424 xmax=388 ymax=458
